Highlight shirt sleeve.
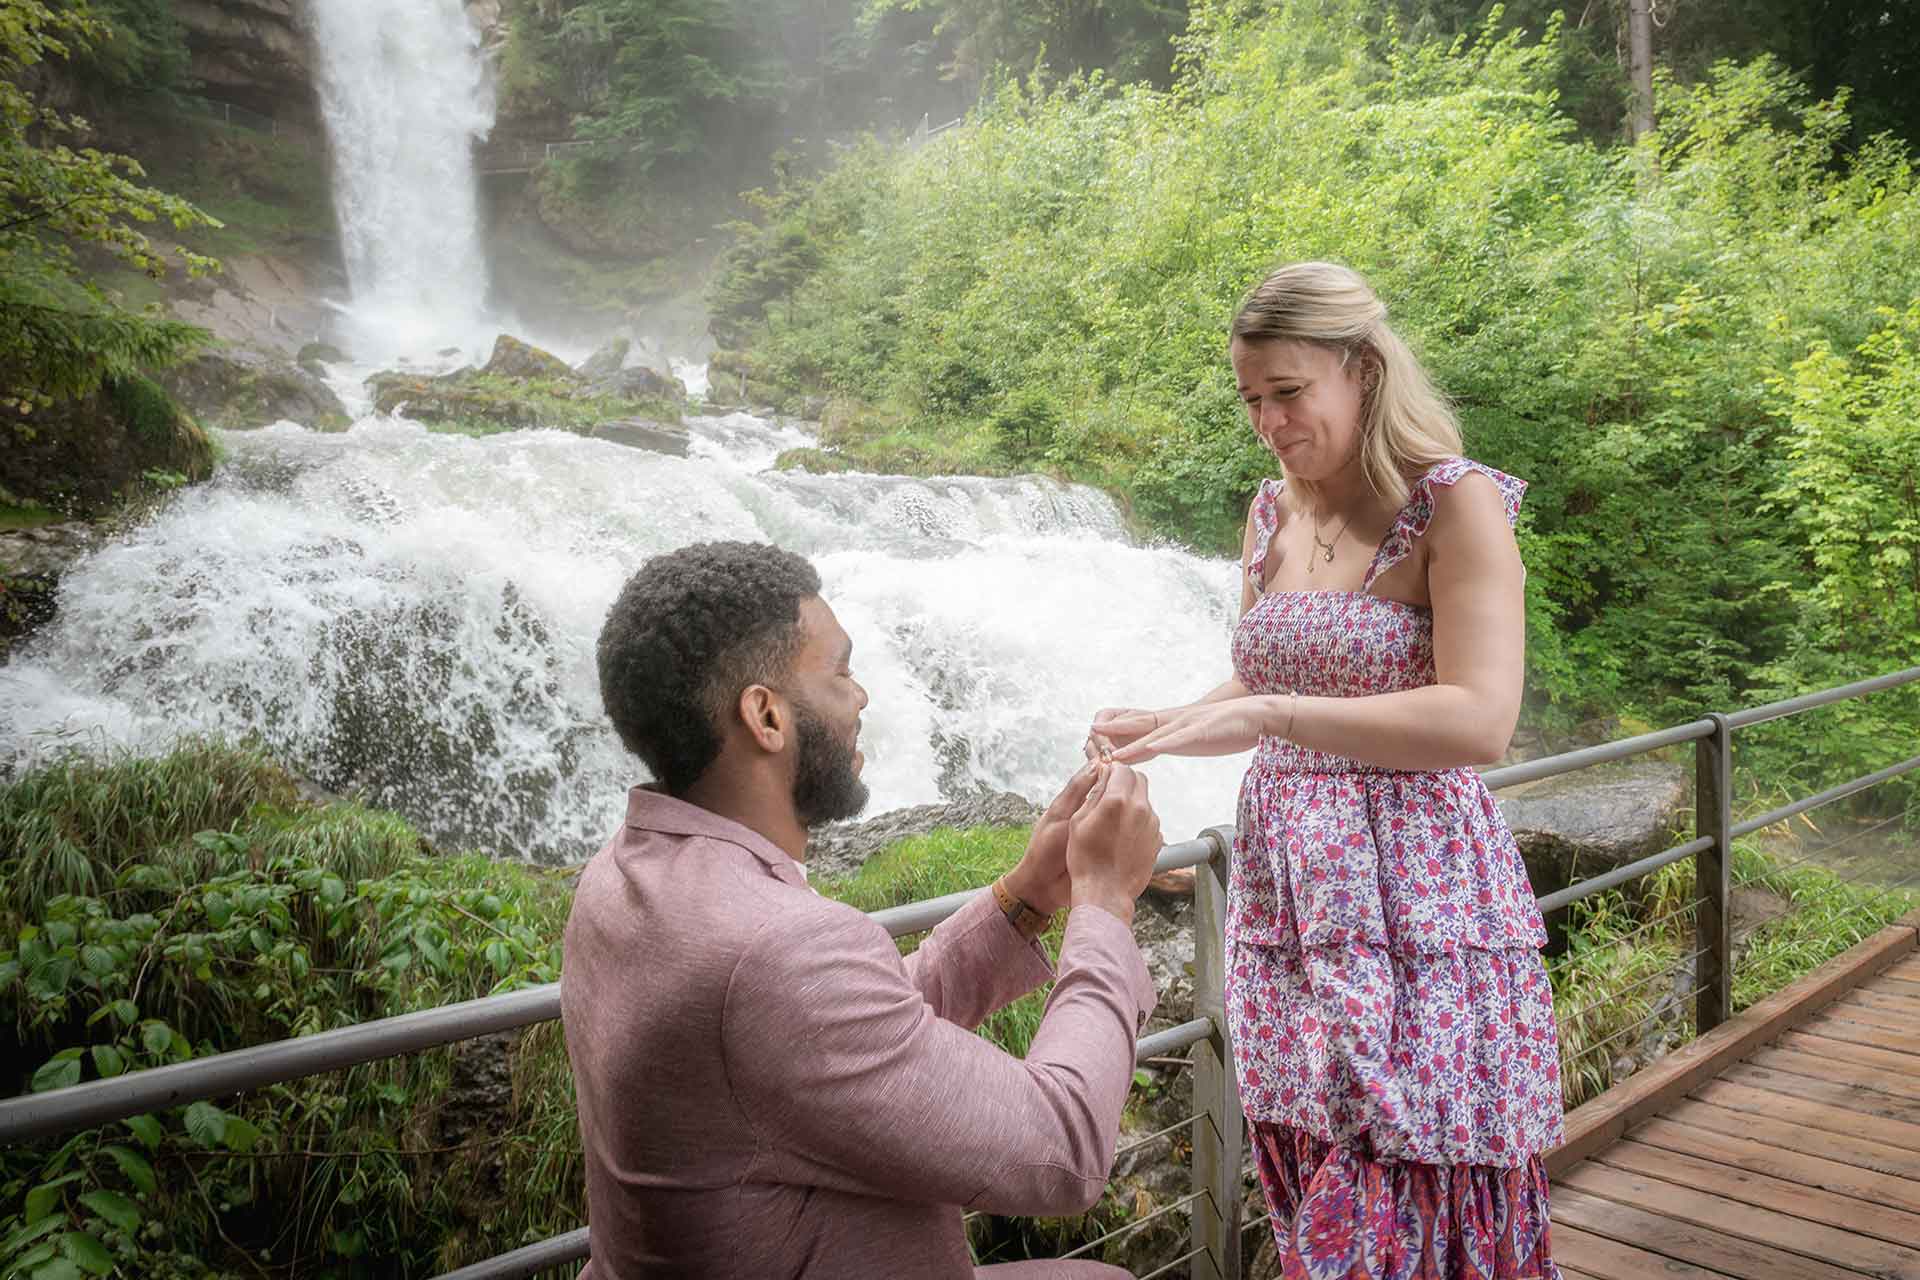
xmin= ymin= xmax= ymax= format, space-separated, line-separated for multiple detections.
xmin=723 ymin=901 xmax=1157 ymax=1216
xmin=900 ymin=888 xmax=1054 ymax=1029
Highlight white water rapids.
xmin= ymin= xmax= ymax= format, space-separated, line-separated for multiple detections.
xmin=0 ymin=414 xmax=1246 ymax=862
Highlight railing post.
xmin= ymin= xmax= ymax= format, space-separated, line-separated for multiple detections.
xmin=1695 ymin=712 xmax=1733 ymax=1031
xmin=1190 ymin=825 xmax=1243 ymax=1280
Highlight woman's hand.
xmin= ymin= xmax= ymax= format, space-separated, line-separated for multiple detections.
xmin=1109 ymin=697 xmax=1277 ymax=765
xmin=1085 ymin=707 xmax=1162 ymax=761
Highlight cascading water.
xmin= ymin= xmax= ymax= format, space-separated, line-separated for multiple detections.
xmin=306 ymin=0 xmax=497 ymax=361
xmin=0 ymin=414 xmax=1247 ymax=862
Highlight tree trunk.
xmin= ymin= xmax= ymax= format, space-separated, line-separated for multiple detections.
xmin=1627 ymin=0 xmax=1655 ymax=140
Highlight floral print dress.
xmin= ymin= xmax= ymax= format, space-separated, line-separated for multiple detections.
xmin=1228 ymin=458 xmax=1563 ymax=1279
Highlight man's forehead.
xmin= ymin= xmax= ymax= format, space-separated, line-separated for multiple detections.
xmin=797 ymin=595 xmax=850 ymax=656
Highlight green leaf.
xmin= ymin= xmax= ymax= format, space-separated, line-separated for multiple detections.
xmin=89 ymin=1044 xmax=125 ymax=1078
xmin=78 ymin=945 xmax=115 ymax=977
xmin=1 ymin=1213 xmax=65 ymax=1257
xmin=202 ymin=890 xmax=232 ymax=928
xmin=30 ymin=1256 xmax=83 ymax=1280
xmin=0 ymin=958 xmax=21 ymax=987
xmin=60 ymin=1230 xmax=115 ymax=1276
xmin=122 ymin=1113 xmax=162 ymax=1151
xmin=139 ymin=1020 xmax=172 ymax=1056
xmin=183 ymin=1100 xmax=228 ymax=1148
xmin=100 ymin=1144 xmax=156 ymax=1197
xmin=76 ymin=1190 xmax=141 ymax=1234
xmin=26 ymin=957 xmax=74 ymax=1001
xmin=319 ymin=875 xmax=346 ymax=906
xmin=25 ymin=1173 xmax=80 ymax=1223
xmin=10 ymin=1242 xmax=57 ymax=1273
xmin=221 ymin=1114 xmax=262 ymax=1153
xmin=32 ymin=1050 xmax=83 ymax=1093
xmin=107 ymin=999 xmax=137 ymax=1025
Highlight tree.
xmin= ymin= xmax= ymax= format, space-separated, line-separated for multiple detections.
xmin=0 ymin=0 xmax=214 ymax=409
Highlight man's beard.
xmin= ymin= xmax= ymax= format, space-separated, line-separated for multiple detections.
xmin=792 ymin=700 xmax=868 ymax=828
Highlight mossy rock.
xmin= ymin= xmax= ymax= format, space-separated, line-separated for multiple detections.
xmin=368 ymin=368 xmax=684 ymax=436
xmin=481 ymin=334 xmax=575 ymax=382
xmin=0 ymin=373 xmax=214 ymax=517
xmin=773 ymin=447 xmax=859 ymax=474
xmin=158 ymin=345 xmax=351 ymax=431
xmin=297 ymin=341 xmax=348 ymax=378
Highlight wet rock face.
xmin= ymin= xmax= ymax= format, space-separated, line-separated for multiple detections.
xmin=157 ymin=344 xmax=350 ymax=430
xmin=1498 ymin=762 xmax=1691 ymax=905
xmin=0 ymin=375 xmax=214 ymax=518
xmin=174 ymin=0 xmax=317 ymax=123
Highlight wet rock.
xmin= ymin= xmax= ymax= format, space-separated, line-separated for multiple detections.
xmin=296 ymin=340 xmax=347 ymax=377
xmin=482 ymin=334 xmax=575 ymax=382
xmin=158 ymin=343 xmax=349 ymax=430
xmin=576 ymin=336 xmax=631 ymax=381
xmin=1 ymin=521 xmax=102 ymax=663
xmin=0 ymin=375 xmax=214 ymax=518
xmin=806 ymin=792 xmax=1044 ymax=879
xmin=1498 ymin=762 xmax=1690 ymax=910
xmin=593 ymin=418 xmax=689 ymax=457
xmin=589 ymin=363 xmax=685 ymax=404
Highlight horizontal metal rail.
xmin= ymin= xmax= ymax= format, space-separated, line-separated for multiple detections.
xmin=0 ymin=848 xmax=1218 ymax=1145
xmin=1481 ymin=719 xmax=1716 ymax=790
xmin=1732 ymin=752 xmax=1920 ymax=839
xmin=1723 ymin=666 xmax=1920 ymax=730
xmin=1534 ymin=835 xmax=1714 ymax=915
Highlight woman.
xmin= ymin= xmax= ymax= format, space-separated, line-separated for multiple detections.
xmin=1091 ymin=262 xmax=1562 ymax=1278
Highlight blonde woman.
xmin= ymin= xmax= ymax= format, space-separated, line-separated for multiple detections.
xmin=1091 ymin=263 xmax=1563 ymax=1277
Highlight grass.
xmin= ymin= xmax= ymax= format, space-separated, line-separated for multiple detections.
xmin=1548 ymin=817 xmax=1920 ymax=1109
xmin=0 ymin=504 xmax=62 ymax=532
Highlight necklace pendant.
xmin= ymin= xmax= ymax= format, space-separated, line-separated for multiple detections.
xmin=1322 ymin=545 xmax=1336 ymax=563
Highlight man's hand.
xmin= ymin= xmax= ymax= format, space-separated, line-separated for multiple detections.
xmin=1065 ymin=762 xmax=1162 ymax=926
xmin=1001 ymin=760 xmax=1101 ymax=916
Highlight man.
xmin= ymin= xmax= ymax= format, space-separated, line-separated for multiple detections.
xmin=564 ymin=540 xmax=1164 ymax=1278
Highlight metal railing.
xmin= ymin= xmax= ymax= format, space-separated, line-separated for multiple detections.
xmin=475 ymin=139 xmax=596 ymax=174
xmin=3 ymin=666 xmax=1917 ymax=1278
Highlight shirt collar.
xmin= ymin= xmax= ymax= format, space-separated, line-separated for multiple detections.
xmin=623 ymin=786 xmax=811 ymax=890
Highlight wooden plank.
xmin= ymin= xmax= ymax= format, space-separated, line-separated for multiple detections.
xmin=1550 ymin=1184 xmax=1872 ymax=1280
xmin=1596 ymin=1136 xmax=1920 ymax=1250
xmin=1887 ymin=953 xmax=1920 ymax=982
xmin=1549 ymin=1222 xmax=1739 ymax=1279
xmin=1630 ymin=1114 xmax=1920 ymax=1216
xmin=1808 ymin=1010 xmax=1920 ymax=1056
xmin=1546 ymin=917 xmax=1919 ymax=1176
xmin=1693 ymin=1078 xmax=1920 ymax=1148
xmin=1720 ymin=1060 xmax=1920 ymax=1126
xmin=1560 ymin=1159 xmax=1920 ymax=1279
xmin=1778 ymin=1029 xmax=1920 ymax=1076
xmin=1749 ymin=1045 xmax=1920 ymax=1104
xmin=1841 ymin=987 xmax=1920 ymax=1017
xmin=1816 ymin=1001 xmax=1920 ymax=1035
xmin=1870 ymin=973 xmax=1920 ymax=1000
xmin=1669 ymin=1099 xmax=1920 ymax=1181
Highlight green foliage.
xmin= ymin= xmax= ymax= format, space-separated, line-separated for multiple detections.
xmin=0 ymin=0 xmax=216 ymax=409
xmin=0 ymin=741 xmax=581 ymax=1277
xmin=711 ymin=1 xmax=1920 ymax=757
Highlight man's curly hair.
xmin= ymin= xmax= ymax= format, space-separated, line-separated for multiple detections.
xmin=597 ymin=541 xmax=822 ymax=795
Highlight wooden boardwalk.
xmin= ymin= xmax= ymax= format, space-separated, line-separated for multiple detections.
xmin=1548 ymin=916 xmax=1920 ymax=1280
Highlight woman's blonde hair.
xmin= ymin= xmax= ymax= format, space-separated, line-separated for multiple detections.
xmin=1231 ymin=261 xmax=1461 ymax=512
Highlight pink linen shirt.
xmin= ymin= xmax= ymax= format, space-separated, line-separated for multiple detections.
xmin=561 ymin=787 xmax=1158 ymax=1279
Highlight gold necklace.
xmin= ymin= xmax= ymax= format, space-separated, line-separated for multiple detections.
xmin=1309 ymin=508 xmax=1352 ymax=573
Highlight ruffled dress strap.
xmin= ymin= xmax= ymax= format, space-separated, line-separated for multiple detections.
xmin=1361 ymin=457 xmax=1527 ymax=591
xmin=1244 ymin=476 xmax=1287 ymax=595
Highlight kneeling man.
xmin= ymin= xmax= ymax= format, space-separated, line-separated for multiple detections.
xmin=563 ymin=540 xmax=1162 ymax=1278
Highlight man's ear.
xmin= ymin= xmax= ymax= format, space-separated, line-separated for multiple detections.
xmin=736 ymin=684 xmax=788 ymax=755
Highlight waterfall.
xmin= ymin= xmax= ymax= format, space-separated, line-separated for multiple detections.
xmin=305 ymin=0 xmax=497 ymax=361
xmin=0 ymin=414 xmax=1246 ymax=863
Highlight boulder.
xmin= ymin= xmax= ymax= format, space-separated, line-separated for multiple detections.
xmin=296 ymin=341 xmax=347 ymax=377
xmin=806 ymin=791 xmax=1044 ymax=879
xmin=593 ymin=418 xmax=689 ymax=457
xmin=589 ymin=363 xmax=685 ymax=404
xmin=575 ymin=336 xmax=630 ymax=381
xmin=158 ymin=343 xmax=349 ymax=430
xmin=482 ymin=334 xmax=575 ymax=382
xmin=1497 ymin=762 xmax=1691 ymax=912
xmin=0 ymin=374 xmax=214 ymax=518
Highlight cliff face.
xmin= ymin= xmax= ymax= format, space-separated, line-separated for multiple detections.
xmin=172 ymin=0 xmax=317 ymax=123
